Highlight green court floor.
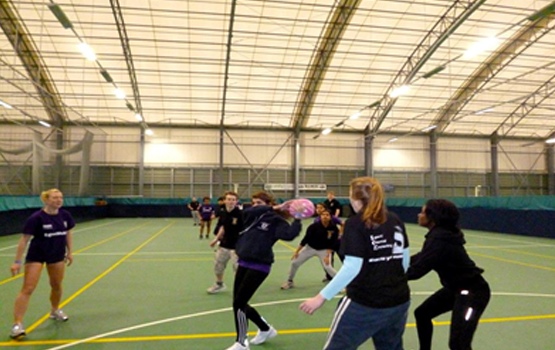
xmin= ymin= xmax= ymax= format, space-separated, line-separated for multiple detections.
xmin=0 ymin=217 xmax=554 ymax=349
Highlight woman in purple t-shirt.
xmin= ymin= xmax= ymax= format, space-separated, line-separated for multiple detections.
xmin=9 ymin=189 xmax=75 ymax=339
xmin=198 ymin=196 xmax=215 ymax=239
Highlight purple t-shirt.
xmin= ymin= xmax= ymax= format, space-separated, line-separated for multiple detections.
xmin=199 ymin=204 xmax=215 ymax=220
xmin=24 ymin=209 xmax=75 ymax=263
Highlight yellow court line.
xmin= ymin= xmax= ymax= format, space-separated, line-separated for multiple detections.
xmin=278 ymin=240 xmax=298 ymax=251
xmin=1 ymin=314 xmax=554 ymax=347
xmin=471 ymin=251 xmax=555 ymax=272
xmin=0 ymin=221 xmax=151 ymax=287
xmin=492 ymin=247 xmax=555 ymax=261
xmin=127 ymin=257 xmax=214 ymax=263
xmin=72 ymin=221 xmax=152 ymax=254
xmin=24 ymin=220 xmax=177 ymax=335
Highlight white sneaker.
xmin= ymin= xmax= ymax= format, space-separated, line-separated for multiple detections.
xmin=49 ymin=309 xmax=69 ymax=321
xmin=225 ymin=341 xmax=250 ymax=350
xmin=10 ymin=323 xmax=26 ymax=339
xmin=207 ymin=283 xmax=227 ymax=294
xmin=250 ymin=326 xmax=277 ymax=345
xmin=280 ymin=280 xmax=294 ymax=290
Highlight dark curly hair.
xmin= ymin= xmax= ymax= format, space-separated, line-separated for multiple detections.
xmin=424 ymin=199 xmax=460 ymax=230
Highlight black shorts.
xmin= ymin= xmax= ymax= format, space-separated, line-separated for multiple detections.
xmin=26 ymin=247 xmax=65 ymax=265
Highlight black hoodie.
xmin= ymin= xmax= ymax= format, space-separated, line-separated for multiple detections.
xmin=407 ymin=226 xmax=485 ymax=290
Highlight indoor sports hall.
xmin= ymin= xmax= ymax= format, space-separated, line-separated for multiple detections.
xmin=1 ymin=0 xmax=554 ymax=349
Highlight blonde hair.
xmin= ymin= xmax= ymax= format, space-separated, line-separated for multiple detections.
xmin=40 ymin=188 xmax=62 ymax=203
xmin=349 ymin=177 xmax=387 ymax=226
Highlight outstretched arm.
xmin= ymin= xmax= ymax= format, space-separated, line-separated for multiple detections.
xmin=299 ymin=255 xmax=362 ymax=315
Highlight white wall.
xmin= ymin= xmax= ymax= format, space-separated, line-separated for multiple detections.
xmin=0 ymin=124 xmax=550 ymax=173
xmin=374 ymin=135 xmax=429 ymax=171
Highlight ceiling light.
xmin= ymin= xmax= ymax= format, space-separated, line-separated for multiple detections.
xmin=321 ymin=128 xmax=332 ymax=135
xmin=421 ymin=125 xmax=437 ymax=132
xmin=48 ymin=3 xmax=73 ymax=29
xmin=389 ymin=85 xmax=410 ymax=98
xmin=135 ymin=113 xmax=143 ymax=121
xmin=476 ymin=108 xmax=494 ymax=115
xmin=100 ymin=69 xmax=113 ymax=83
xmin=38 ymin=120 xmax=51 ymax=128
xmin=528 ymin=2 xmax=555 ymax=21
xmin=0 ymin=100 xmax=13 ymax=109
xmin=77 ymin=42 xmax=97 ymax=61
xmin=422 ymin=65 xmax=445 ymax=79
xmin=145 ymin=129 xmax=154 ymax=136
xmin=114 ymin=88 xmax=126 ymax=99
xmin=463 ymin=36 xmax=499 ymax=59
xmin=546 ymin=137 xmax=555 ymax=144
xmin=388 ymin=137 xmax=398 ymax=143
xmin=349 ymin=111 xmax=362 ymax=120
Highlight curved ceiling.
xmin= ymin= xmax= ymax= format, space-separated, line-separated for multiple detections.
xmin=0 ymin=0 xmax=554 ymax=141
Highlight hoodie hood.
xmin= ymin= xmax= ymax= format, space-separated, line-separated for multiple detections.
xmin=426 ymin=226 xmax=466 ymax=245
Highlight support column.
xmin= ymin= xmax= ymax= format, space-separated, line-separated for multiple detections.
xmin=138 ymin=128 xmax=145 ymax=196
xmin=429 ymin=130 xmax=438 ymax=198
xmin=490 ymin=132 xmax=500 ymax=197
xmin=293 ymin=133 xmax=300 ymax=198
xmin=219 ymin=127 xmax=224 ymax=195
xmin=54 ymin=127 xmax=64 ymax=190
xmin=547 ymin=143 xmax=554 ymax=195
xmin=364 ymin=134 xmax=374 ymax=177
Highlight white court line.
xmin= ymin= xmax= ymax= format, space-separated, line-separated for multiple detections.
xmin=412 ymin=291 xmax=555 ymax=298
xmin=46 ymin=291 xmax=555 ymax=350
xmin=46 ymin=298 xmax=307 ymax=350
xmin=0 ymin=219 xmax=126 ymax=252
xmin=466 ymin=244 xmax=555 ymax=249
xmin=464 ymin=231 xmax=555 ymax=246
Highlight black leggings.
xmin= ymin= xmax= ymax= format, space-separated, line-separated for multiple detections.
xmin=232 ymin=265 xmax=270 ymax=344
xmin=414 ymin=282 xmax=490 ymax=350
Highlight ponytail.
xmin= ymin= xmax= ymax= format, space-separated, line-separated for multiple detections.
xmin=349 ymin=177 xmax=387 ymax=227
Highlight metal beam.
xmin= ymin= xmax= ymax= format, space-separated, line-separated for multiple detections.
xmin=110 ymin=0 xmax=142 ymax=117
xmin=490 ymin=132 xmax=499 ymax=196
xmin=364 ymin=135 xmax=374 ymax=176
xmin=0 ymin=0 xmax=67 ymax=126
xmin=219 ymin=0 xmax=238 ymax=194
xmin=292 ymin=0 xmax=362 ymax=133
xmin=366 ymin=0 xmax=485 ymax=135
xmin=547 ymin=143 xmax=555 ymax=195
xmin=494 ymin=73 xmax=555 ymax=137
xmin=435 ymin=10 xmax=555 ymax=132
xmin=429 ymin=130 xmax=438 ymax=198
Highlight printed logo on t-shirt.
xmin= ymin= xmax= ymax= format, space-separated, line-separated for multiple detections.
xmin=393 ymin=226 xmax=405 ymax=255
xmin=370 ymin=234 xmax=392 ymax=251
xmin=258 ymin=222 xmax=270 ymax=231
xmin=43 ymin=224 xmax=53 ymax=230
xmin=368 ymin=226 xmax=405 ymax=264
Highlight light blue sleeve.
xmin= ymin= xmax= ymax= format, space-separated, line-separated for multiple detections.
xmin=403 ymin=247 xmax=410 ymax=272
xmin=320 ymin=255 xmax=363 ymax=300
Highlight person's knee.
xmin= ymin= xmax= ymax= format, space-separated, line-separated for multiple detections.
xmin=414 ymin=305 xmax=431 ymax=321
xmin=49 ymin=280 xmax=63 ymax=291
xmin=20 ymin=285 xmax=36 ymax=296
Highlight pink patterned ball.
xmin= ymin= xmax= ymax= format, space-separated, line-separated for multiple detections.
xmin=287 ymin=198 xmax=315 ymax=219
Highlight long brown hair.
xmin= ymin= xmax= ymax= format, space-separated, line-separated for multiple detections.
xmin=251 ymin=191 xmax=292 ymax=218
xmin=349 ymin=177 xmax=387 ymax=227
xmin=251 ymin=191 xmax=275 ymax=205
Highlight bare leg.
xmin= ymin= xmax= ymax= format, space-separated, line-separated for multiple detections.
xmin=13 ymin=262 xmax=43 ymax=324
xmin=46 ymin=261 xmax=66 ymax=312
